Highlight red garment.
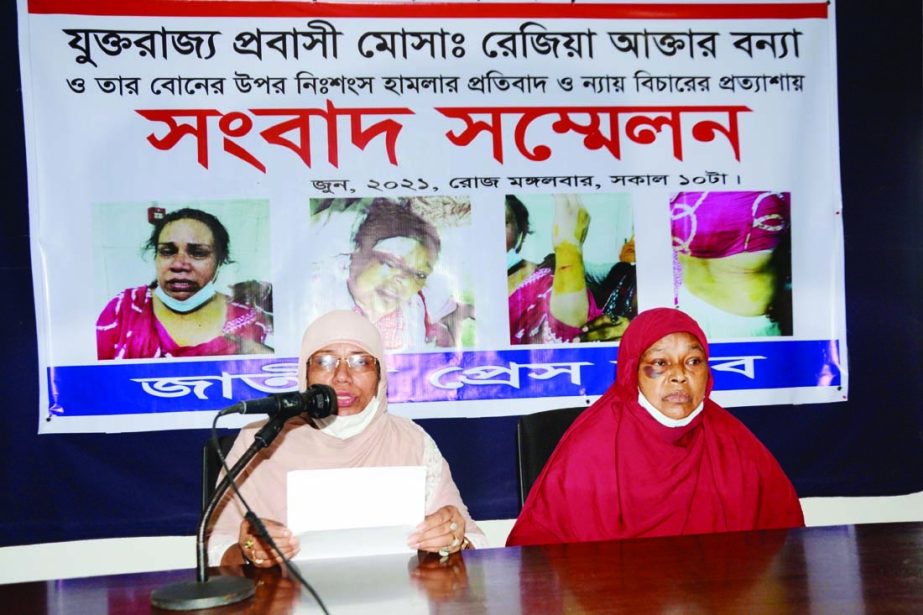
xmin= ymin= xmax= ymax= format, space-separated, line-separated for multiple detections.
xmin=507 ymin=307 xmax=804 ymax=546
xmin=96 ymin=285 xmax=269 ymax=359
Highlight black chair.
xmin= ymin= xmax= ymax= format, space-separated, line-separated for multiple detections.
xmin=201 ymin=434 xmax=239 ymax=512
xmin=516 ymin=406 xmax=587 ymax=506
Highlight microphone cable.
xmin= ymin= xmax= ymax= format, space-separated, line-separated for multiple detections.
xmin=209 ymin=413 xmax=330 ymax=615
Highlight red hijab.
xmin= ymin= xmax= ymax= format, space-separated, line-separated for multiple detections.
xmin=507 ymin=308 xmax=803 ymax=547
xmin=611 ymin=307 xmax=713 ymax=402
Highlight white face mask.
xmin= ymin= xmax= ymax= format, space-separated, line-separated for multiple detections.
xmin=506 ymin=248 xmax=524 ymax=271
xmin=314 ymin=395 xmax=379 ymax=439
xmin=154 ymin=281 xmax=218 ymax=313
xmin=637 ymin=390 xmax=704 ymax=428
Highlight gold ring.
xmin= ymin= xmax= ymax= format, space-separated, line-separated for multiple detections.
xmin=450 ymin=537 xmax=461 ymax=549
xmin=438 ymin=548 xmax=449 ymax=558
xmin=449 ymin=521 xmax=459 ymax=532
xmin=243 ymin=538 xmax=255 ymax=551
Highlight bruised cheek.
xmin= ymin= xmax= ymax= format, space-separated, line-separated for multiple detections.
xmin=354 ymin=263 xmax=386 ymax=292
xmin=642 ymin=365 xmax=664 ymax=380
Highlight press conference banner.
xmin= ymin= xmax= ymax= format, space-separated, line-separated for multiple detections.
xmin=18 ymin=0 xmax=846 ymax=434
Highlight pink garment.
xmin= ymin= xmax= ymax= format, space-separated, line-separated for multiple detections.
xmin=671 ymin=191 xmax=790 ymax=259
xmin=95 ymin=285 xmax=269 ymax=359
xmin=509 ymin=267 xmax=602 ymax=345
xmin=507 ymin=308 xmax=804 ymax=547
xmin=207 ymin=310 xmax=484 ymax=559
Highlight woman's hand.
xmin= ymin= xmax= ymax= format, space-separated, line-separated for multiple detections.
xmin=580 ymin=314 xmax=631 ymax=342
xmin=551 ymin=194 xmax=590 ymax=251
xmin=407 ymin=505 xmax=468 ymax=555
xmin=237 ymin=517 xmax=300 ymax=568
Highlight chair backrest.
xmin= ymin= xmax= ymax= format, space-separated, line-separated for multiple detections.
xmin=201 ymin=434 xmax=239 ymax=512
xmin=516 ymin=406 xmax=587 ymax=506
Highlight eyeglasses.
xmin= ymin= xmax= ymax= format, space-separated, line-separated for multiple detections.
xmin=308 ymin=353 xmax=378 ymax=374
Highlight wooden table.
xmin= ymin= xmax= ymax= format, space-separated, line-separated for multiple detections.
xmin=3 ymin=522 xmax=921 ymax=613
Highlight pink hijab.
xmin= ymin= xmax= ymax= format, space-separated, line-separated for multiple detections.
xmin=297 ymin=309 xmax=384 ymax=390
xmin=210 ymin=311 xmax=433 ymax=533
xmin=297 ymin=309 xmax=389 ymax=426
xmin=507 ymin=307 xmax=803 ymax=546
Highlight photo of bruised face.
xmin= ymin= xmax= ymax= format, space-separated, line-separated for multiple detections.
xmin=305 ymin=195 xmax=477 ymax=352
xmin=154 ymin=218 xmax=219 ymax=301
xmin=348 ymin=236 xmax=435 ymax=317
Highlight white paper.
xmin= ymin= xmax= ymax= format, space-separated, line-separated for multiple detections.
xmin=287 ymin=466 xmax=425 ymax=560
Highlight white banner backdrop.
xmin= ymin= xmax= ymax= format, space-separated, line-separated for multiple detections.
xmin=18 ymin=0 xmax=846 ymax=433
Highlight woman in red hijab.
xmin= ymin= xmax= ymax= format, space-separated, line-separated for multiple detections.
xmin=507 ymin=307 xmax=803 ymax=546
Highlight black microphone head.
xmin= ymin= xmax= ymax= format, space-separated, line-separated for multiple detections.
xmin=303 ymin=384 xmax=337 ymax=419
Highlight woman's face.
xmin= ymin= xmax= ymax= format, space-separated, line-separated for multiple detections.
xmin=155 ymin=218 xmax=218 ymax=300
xmin=306 ymin=342 xmax=380 ymax=415
xmin=348 ymin=237 xmax=433 ymax=317
xmin=637 ymin=332 xmax=708 ymax=420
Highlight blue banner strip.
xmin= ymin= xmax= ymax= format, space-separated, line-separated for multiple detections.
xmin=48 ymin=339 xmax=841 ymax=416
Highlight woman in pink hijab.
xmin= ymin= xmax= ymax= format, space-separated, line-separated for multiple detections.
xmin=208 ymin=310 xmax=485 ymax=566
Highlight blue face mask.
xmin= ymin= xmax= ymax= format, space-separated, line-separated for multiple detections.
xmin=154 ymin=281 xmax=217 ymax=313
xmin=506 ymin=249 xmax=524 ymax=272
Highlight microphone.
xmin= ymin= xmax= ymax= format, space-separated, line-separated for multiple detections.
xmin=151 ymin=384 xmax=338 ymax=610
xmin=220 ymin=384 xmax=338 ymax=420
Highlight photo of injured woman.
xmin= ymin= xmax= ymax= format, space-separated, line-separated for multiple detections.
xmin=671 ymin=191 xmax=793 ymax=338
xmin=302 ymin=196 xmax=476 ymax=352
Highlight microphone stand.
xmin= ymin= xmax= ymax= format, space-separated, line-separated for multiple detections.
xmin=150 ymin=414 xmax=291 ymax=611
